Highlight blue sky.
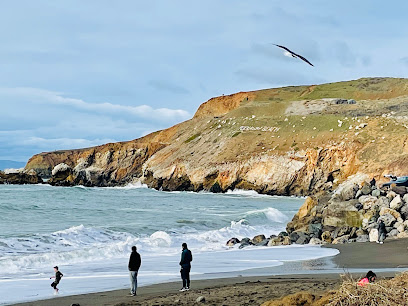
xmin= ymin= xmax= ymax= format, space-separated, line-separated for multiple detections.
xmin=1 ymin=1 xmax=408 ymax=162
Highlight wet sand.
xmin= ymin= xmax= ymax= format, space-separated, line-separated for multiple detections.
xmin=14 ymin=238 xmax=408 ymax=306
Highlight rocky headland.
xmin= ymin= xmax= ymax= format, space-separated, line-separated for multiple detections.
xmin=25 ymin=78 xmax=408 ymax=193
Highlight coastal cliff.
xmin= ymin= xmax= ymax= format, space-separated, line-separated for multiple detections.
xmin=25 ymin=77 xmax=408 ymax=195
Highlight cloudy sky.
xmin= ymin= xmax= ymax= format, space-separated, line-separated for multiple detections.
xmin=1 ymin=1 xmax=408 ymax=162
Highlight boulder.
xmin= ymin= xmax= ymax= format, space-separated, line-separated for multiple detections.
xmin=386 ymin=191 xmax=397 ymax=201
xmin=349 ymin=227 xmax=358 ymax=239
xmin=359 ymin=195 xmax=377 ymax=210
xmin=239 ymin=237 xmax=253 ymax=249
xmin=295 ymin=232 xmax=310 ymax=244
xmin=388 ymin=229 xmax=399 ymax=237
xmin=395 ymin=221 xmax=405 ymax=233
xmin=403 ymin=193 xmax=408 ymax=204
xmin=355 ymin=189 xmax=362 ymax=199
xmin=355 ymin=229 xmax=366 ymax=236
xmin=256 ymin=239 xmax=269 ymax=246
xmin=400 ymin=205 xmax=408 ymax=219
xmin=375 ymin=197 xmax=390 ymax=209
xmin=356 ymin=235 xmax=369 ymax=243
xmin=278 ymin=231 xmax=289 ymax=237
xmin=321 ymin=231 xmax=332 ymax=244
xmin=226 ymin=238 xmax=240 ymax=246
xmin=378 ymin=213 xmax=396 ymax=227
xmin=371 ymin=189 xmax=381 ymax=197
xmin=390 ymin=195 xmax=403 ymax=211
xmin=379 ymin=207 xmax=401 ymax=220
xmin=369 ymin=228 xmax=379 ymax=242
xmin=268 ymin=237 xmax=286 ymax=246
xmin=289 ymin=232 xmax=300 ymax=243
xmin=334 ymin=182 xmax=359 ymax=201
xmin=332 ymin=235 xmax=350 ymax=244
xmin=308 ymin=223 xmax=322 ymax=238
xmin=397 ymin=231 xmax=408 ymax=238
xmin=286 ymin=196 xmax=321 ymax=234
xmin=361 ymin=183 xmax=372 ymax=195
xmin=49 ymin=163 xmax=74 ymax=186
xmin=251 ymin=234 xmax=266 ymax=244
xmin=282 ymin=236 xmax=291 ymax=245
xmin=309 ymin=238 xmax=323 ymax=245
xmin=322 ymin=200 xmax=362 ymax=228
xmin=332 ymin=226 xmax=350 ymax=239
xmin=391 ymin=185 xmax=407 ymax=196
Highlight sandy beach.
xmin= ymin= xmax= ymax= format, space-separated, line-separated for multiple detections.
xmin=13 ymin=238 xmax=408 ymax=306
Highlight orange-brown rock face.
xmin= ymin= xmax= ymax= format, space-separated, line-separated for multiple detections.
xmin=24 ymin=78 xmax=408 ymax=193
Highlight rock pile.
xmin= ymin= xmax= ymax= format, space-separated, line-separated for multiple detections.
xmin=227 ymin=173 xmax=408 ymax=247
xmin=286 ymin=174 xmax=408 ymax=245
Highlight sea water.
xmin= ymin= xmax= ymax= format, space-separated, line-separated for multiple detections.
xmin=0 ymin=184 xmax=338 ymax=304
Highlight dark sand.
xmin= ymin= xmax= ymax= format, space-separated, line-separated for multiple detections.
xmin=326 ymin=237 xmax=408 ymax=269
xmin=14 ymin=238 xmax=408 ymax=306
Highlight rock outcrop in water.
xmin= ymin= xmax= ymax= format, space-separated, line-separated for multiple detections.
xmin=24 ymin=78 xmax=408 ymax=196
xmin=0 ymin=170 xmax=43 ymax=184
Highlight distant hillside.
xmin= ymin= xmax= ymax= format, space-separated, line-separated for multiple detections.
xmin=25 ymin=77 xmax=408 ymax=195
xmin=0 ymin=160 xmax=26 ymax=171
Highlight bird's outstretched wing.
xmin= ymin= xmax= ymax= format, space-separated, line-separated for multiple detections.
xmin=292 ymin=52 xmax=314 ymax=67
xmin=273 ymin=44 xmax=314 ymax=67
xmin=274 ymin=44 xmax=293 ymax=54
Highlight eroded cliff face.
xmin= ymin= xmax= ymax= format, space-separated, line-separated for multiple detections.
xmin=24 ymin=78 xmax=408 ymax=195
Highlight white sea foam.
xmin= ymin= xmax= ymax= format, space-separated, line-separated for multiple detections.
xmin=104 ymin=181 xmax=148 ymax=189
xmin=0 ymin=218 xmax=285 ymax=277
xmin=225 ymin=189 xmax=267 ymax=197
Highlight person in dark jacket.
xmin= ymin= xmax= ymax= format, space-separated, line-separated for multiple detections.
xmin=179 ymin=242 xmax=193 ymax=292
xmin=377 ymin=219 xmax=386 ymax=244
xmin=50 ymin=266 xmax=63 ymax=294
xmin=128 ymin=246 xmax=141 ymax=296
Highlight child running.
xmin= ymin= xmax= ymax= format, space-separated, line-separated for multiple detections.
xmin=50 ymin=266 xmax=63 ymax=294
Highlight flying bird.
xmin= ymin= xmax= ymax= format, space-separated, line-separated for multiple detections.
xmin=274 ymin=44 xmax=314 ymax=67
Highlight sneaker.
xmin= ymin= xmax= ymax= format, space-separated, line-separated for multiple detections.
xmin=185 ymin=287 xmax=190 ymax=291
xmin=376 ymin=241 xmax=379 ymax=244
xmin=179 ymin=287 xmax=187 ymax=292
xmin=380 ymin=241 xmax=384 ymax=244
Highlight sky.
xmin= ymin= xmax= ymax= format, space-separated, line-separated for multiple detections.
xmin=1 ymin=1 xmax=408 ymax=162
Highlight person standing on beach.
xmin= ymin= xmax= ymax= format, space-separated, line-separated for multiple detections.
xmin=179 ymin=242 xmax=193 ymax=292
xmin=377 ymin=219 xmax=386 ymax=244
xmin=128 ymin=246 xmax=141 ymax=296
xmin=50 ymin=266 xmax=63 ymax=294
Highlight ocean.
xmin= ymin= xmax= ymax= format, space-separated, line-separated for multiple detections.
xmin=0 ymin=184 xmax=338 ymax=305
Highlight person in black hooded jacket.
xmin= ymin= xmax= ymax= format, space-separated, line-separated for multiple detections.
xmin=179 ymin=242 xmax=193 ymax=291
xmin=128 ymin=246 xmax=141 ymax=296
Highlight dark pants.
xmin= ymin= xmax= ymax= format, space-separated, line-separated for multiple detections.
xmin=51 ymin=281 xmax=59 ymax=289
xmin=379 ymin=231 xmax=386 ymax=242
xmin=180 ymin=266 xmax=190 ymax=288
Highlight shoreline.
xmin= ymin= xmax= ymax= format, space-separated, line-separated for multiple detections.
xmin=12 ymin=238 xmax=408 ymax=306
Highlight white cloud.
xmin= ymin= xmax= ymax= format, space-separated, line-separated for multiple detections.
xmin=0 ymin=87 xmax=191 ymax=123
